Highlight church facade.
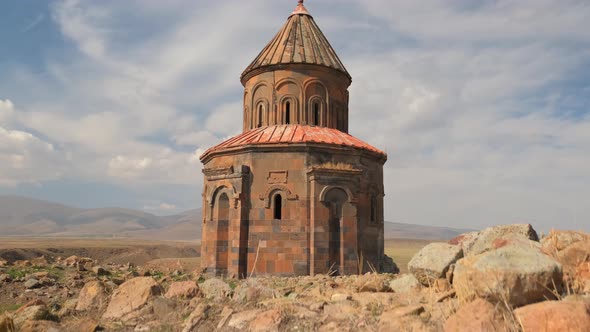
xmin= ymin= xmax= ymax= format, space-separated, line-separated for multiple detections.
xmin=199 ymin=1 xmax=387 ymax=277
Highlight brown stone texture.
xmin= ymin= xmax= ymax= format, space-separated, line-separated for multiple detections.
xmin=199 ymin=1 xmax=386 ymax=277
xmin=514 ymin=300 xmax=590 ymax=332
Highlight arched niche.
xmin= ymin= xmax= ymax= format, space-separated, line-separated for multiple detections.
xmin=254 ymin=98 xmax=269 ymax=128
xmin=276 ymin=79 xmax=301 ymax=125
xmin=251 ymin=82 xmax=271 ymax=128
xmin=304 ymin=80 xmax=328 ymax=126
xmin=279 ymin=95 xmax=299 ymax=125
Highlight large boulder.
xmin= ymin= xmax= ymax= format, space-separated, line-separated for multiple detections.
xmin=76 ymin=280 xmax=108 ymax=311
xmin=165 ymin=281 xmax=200 ymax=299
xmin=541 ymin=230 xmax=590 ymax=292
xmin=541 ymin=230 xmax=589 ymax=253
xmin=102 ymin=277 xmax=162 ymax=321
xmin=12 ymin=305 xmax=49 ymax=330
xmin=514 ymin=300 xmax=590 ymax=332
xmin=450 ymin=224 xmax=539 ymax=257
xmin=408 ymin=243 xmax=463 ymax=286
xmin=453 ymin=244 xmax=562 ymax=307
xmin=443 ymin=299 xmax=507 ymax=332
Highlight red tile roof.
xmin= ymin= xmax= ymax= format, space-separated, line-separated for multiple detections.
xmin=201 ymin=125 xmax=386 ymax=160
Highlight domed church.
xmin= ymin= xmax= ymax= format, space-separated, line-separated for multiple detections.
xmin=199 ymin=0 xmax=387 ymax=277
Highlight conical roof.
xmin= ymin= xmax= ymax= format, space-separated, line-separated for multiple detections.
xmin=241 ymin=1 xmax=350 ymax=83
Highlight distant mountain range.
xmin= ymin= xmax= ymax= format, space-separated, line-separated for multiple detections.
xmin=0 ymin=195 xmax=469 ymax=241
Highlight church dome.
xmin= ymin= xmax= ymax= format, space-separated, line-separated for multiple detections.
xmin=240 ymin=0 xmax=350 ymax=84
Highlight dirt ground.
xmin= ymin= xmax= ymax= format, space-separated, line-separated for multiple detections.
xmin=0 ymin=238 xmax=200 ymax=266
xmin=0 ymin=237 xmax=429 ymax=274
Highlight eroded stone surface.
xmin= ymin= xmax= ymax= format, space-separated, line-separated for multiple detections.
xmin=453 ymin=245 xmax=562 ymax=307
xmin=408 ymin=243 xmax=463 ymax=286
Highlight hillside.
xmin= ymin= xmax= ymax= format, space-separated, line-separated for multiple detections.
xmin=0 ymin=196 xmax=467 ymax=240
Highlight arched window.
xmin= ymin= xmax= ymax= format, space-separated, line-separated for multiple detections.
xmin=257 ymin=104 xmax=263 ymax=127
xmin=285 ymin=101 xmax=291 ymax=125
xmin=313 ymin=102 xmax=320 ymax=126
xmin=273 ymin=194 xmax=282 ymax=220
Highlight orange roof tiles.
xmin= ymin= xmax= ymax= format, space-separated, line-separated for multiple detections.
xmin=201 ymin=125 xmax=386 ymax=160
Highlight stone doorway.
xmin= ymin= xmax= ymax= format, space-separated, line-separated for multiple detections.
xmin=324 ymin=188 xmax=348 ymax=275
xmin=215 ymin=192 xmax=230 ymax=275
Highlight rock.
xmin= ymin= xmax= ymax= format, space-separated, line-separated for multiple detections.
xmin=576 ymin=262 xmax=590 ymax=294
xmin=76 ymin=280 xmax=108 ymax=311
xmin=152 ymin=297 xmax=180 ymax=322
xmin=408 ymin=243 xmax=463 ymax=286
xmin=389 ymin=274 xmax=421 ymax=293
xmin=541 ymin=230 xmax=589 ymax=253
xmin=57 ymin=299 xmax=78 ymax=318
xmin=200 ymin=278 xmax=231 ymax=300
xmin=514 ymin=300 xmax=590 ymax=332
xmin=249 ymin=308 xmax=282 ymax=332
xmin=0 ymin=314 xmax=15 ymax=332
xmin=216 ymin=306 xmax=234 ymax=330
xmin=91 ymin=266 xmax=110 ymax=276
xmin=232 ymin=279 xmax=278 ymax=304
xmin=433 ymin=278 xmax=451 ymax=292
xmin=556 ymin=240 xmax=590 ymax=276
xmin=355 ymin=273 xmax=392 ymax=292
xmin=102 ymin=277 xmax=162 ymax=321
xmin=380 ymin=255 xmax=399 ymax=274
xmin=182 ymin=303 xmax=210 ymax=332
xmin=452 ymin=224 xmax=539 ymax=257
xmin=24 ymin=278 xmax=41 ymax=289
xmin=12 ymin=305 xmax=49 ymax=330
xmin=0 ymin=274 xmax=11 ymax=283
xmin=379 ymin=314 xmax=432 ymax=332
xmin=387 ymin=305 xmax=425 ymax=317
xmin=227 ymin=309 xmax=261 ymax=330
xmin=0 ymin=259 xmax=7 ymax=267
xmin=165 ymin=281 xmax=200 ymax=299
xmin=18 ymin=320 xmax=61 ymax=332
xmin=62 ymin=318 xmax=98 ymax=332
xmin=453 ymin=245 xmax=563 ymax=307
xmin=444 ymin=299 xmax=507 ymax=332
xmin=331 ymin=293 xmax=352 ymax=302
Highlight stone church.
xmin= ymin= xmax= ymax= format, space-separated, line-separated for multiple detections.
xmin=199 ymin=1 xmax=387 ymax=277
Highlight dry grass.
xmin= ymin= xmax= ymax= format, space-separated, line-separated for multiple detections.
xmin=384 ymin=238 xmax=433 ymax=273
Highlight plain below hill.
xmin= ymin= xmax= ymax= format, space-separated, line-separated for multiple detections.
xmin=0 ymin=195 xmax=469 ymax=241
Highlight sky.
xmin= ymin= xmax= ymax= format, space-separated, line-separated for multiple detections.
xmin=1 ymin=0 xmax=589 ymax=232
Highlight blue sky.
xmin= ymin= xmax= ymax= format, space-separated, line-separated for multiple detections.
xmin=1 ymin=0 xmax=589 ymax=232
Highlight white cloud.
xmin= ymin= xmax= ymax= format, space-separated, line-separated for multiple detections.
xmin=2 ymin=1 xmax=590 ymax=231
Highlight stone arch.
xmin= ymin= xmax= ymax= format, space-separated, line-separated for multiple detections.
xmin=319 ymin=185 xmax=355 ymax=204
xmin=304 ymin=79 xmax=329 ymax=126
xmin=259 ymin=184 xmax=298 ymax=208
xmin=252 ymin=82 xmax=271 ymax=128
xmin=254 ymin=98 xmax=269 ymax=127
xmin=279 ymin=95 xmax=299 ymax=124
xmin=308 ymin=95 xmax=325 ymax=126
xmin=321 ymin=187 xmax=350 ymax=276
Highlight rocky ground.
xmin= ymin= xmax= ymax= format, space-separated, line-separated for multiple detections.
xmin=0 ymin=225 xmax=589 ymax=332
